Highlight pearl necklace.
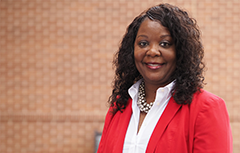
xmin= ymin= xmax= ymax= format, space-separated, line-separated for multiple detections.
xmin=137 ymin=81 xmax=154 ymax=113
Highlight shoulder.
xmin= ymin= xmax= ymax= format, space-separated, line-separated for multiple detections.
xmin=191 ymin=89 xmax=226 ymax=110
xmin=193 ymin=89 xmax=223 ymax=102
xmin=103 ymin=98 xmax=133 ymax=127
xmin=189 ymin=91 xmax=232 ymax=152
xmin=190 ymin=89 xmax=230 ymax=131
xmin=188 ymin=89 xmax=229 ymax=125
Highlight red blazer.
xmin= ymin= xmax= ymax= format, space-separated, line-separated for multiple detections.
xmin=97 ymin=90 xmax=232 ymax=153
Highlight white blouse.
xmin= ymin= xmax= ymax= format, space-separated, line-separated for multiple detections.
xmin=123 ymin=79 xmax=175 ymax=153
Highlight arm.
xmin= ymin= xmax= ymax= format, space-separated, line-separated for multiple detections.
xmin=97 ymin=107 xmax=114 ymax=153
xmin=193 ymin=97 xmax=233 ymax=153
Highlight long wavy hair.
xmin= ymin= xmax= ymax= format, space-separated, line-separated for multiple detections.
xmin=109 ymin=3 xmax=205 ymax=113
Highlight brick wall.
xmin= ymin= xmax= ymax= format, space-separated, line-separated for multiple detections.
xmin=0 ymin=0 xmax=239 ymax=152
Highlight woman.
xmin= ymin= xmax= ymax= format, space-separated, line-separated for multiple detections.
xmin=97 ymin=3 xmax=232 ymax=153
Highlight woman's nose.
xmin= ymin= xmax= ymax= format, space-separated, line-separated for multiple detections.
xmin=146 ymin=44 xmax=161 ymax=57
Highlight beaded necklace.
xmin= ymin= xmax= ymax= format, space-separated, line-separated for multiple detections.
xmin=137 ymin=81 xmax=154 ymax=113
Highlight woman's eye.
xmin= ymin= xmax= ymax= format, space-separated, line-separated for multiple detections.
xmin=160 ymin=42 xmax=171 ymax=48
xmin=138 ymin=41 xmax=148 ymax=47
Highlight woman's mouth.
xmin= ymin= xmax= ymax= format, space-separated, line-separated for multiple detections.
xmin=146 ymin=63 xmax=164 ymax=69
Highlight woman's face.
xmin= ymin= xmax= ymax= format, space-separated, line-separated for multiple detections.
xmin=134 ymin=18 xmax=176 ymax=87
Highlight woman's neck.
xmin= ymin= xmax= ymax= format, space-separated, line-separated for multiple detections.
xmin=144 ymin=83 xmax=159 ymax=104
xmin=143 ymin=79 xmax=173 ymax=104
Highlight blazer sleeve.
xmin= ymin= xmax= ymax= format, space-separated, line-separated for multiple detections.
xmin=97 ymin=106 xmax=114 ymax=153
xmin=193 ymin=96 xmax=233 ymax=153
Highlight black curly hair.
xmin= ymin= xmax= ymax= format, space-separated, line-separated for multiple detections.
xmin=109 ymin=3 xmax=205 ymax=113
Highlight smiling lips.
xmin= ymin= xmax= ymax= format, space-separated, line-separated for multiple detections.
xmin=146 ymin=63 xmax=165 ymax=70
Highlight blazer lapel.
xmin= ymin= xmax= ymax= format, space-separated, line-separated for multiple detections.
xmin=146 ymin=97 xmax=182 ymax=152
